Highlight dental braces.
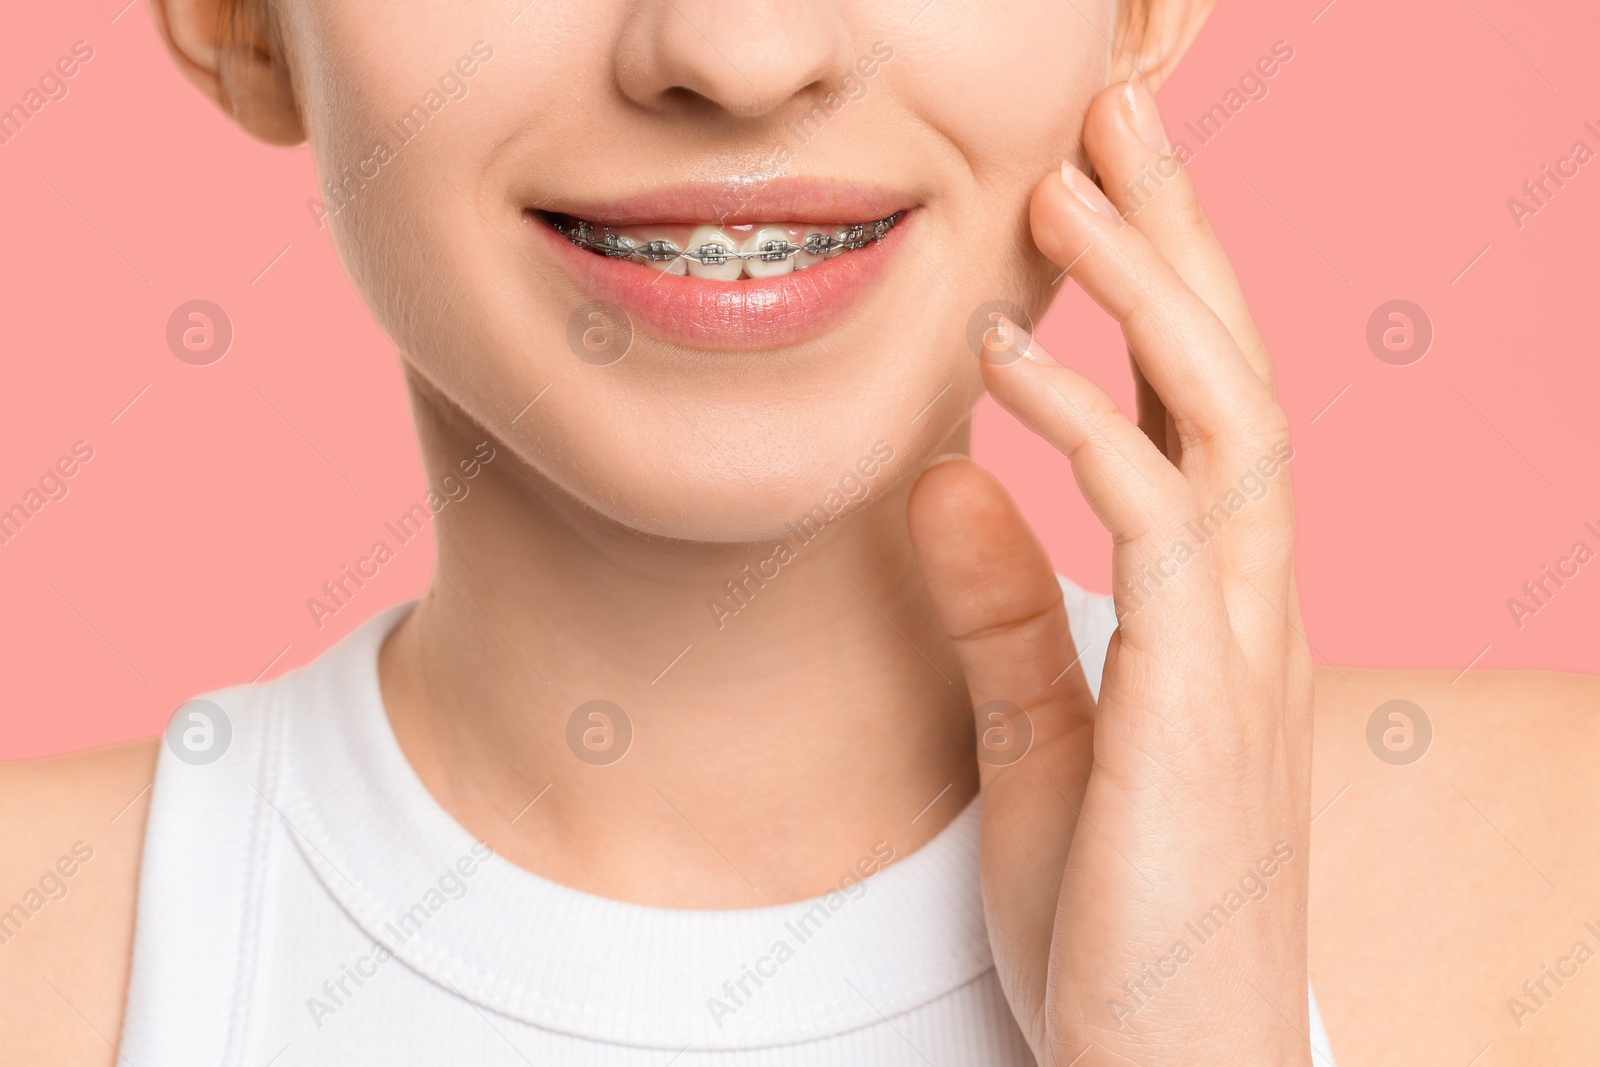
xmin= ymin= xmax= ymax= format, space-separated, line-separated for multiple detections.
xmin=551 ymin=211 xmax=905 ymax=266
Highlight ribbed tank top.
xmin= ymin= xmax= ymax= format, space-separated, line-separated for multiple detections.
xmin=119 ymin=577 xmax=1337 ymax=1065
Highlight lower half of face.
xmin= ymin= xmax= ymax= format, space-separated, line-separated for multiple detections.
xmin=304 ymin=0 xmax=1112 ymax=541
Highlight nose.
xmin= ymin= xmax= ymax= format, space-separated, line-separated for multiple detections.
xmin=615 ymin=0 xmax=857 ymax=120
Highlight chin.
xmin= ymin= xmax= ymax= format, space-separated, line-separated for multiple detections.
xmin=514 ymin=379 xmax=975 ymax=545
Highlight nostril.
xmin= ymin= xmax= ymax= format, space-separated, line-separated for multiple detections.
xmin=612 ymin=0 xmax=856 ymax=121
xmin=656 ymin=85 xmax=714 ymax=115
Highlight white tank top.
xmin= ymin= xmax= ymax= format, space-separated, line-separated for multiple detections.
xmin=120 ymin=577 xmax=1337 ymax=1065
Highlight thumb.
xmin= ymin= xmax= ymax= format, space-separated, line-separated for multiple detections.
xmin=907 ymin=456 xmax=1098 ymax=1028
xmin=906 ymin=456 xmax=1096 ymax=774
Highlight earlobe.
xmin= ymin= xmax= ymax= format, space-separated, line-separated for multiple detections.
xmin=1113 ymin=0 xmax=1218 ymax=90
xmin=216 ymin=43 xmax=306 ymax=145
xmin=150 ymin=0 xmax=305 ymax=146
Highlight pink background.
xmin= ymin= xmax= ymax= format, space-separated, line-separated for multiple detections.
xmin=2 ymin=0 xmax=1595 ymax=758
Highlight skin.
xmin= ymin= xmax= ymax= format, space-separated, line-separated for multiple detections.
xmin=2 ymin=0 xmax=1597 ymax=1063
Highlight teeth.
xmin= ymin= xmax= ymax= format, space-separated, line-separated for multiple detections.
xmin=599 ymin=230 xmax=643 ymax=261
xmin=794 ymin=225 xmax=829 ymax=271
xmin=635 ymin=233 xmax=688 ymax=275
xmin=684 ymin=226 xmax=742 ymax=281
xmin=741 ymin=226 xmax=796 ymax=278
xmin=555 ymin=212 xmax=901 ymax=278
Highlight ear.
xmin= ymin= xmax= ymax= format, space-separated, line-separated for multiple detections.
xmin=151 ymin=0 xmax=305 ymax=145
xmin=1112 ymin=0 xmax=1218 ymax=90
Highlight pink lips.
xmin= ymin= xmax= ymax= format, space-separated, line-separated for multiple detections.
xmin=525 ymin=180 xmax=916 ymax=351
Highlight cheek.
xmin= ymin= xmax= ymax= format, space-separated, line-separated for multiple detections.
xmin=888 ymin=2 xmax=1110 ymax=326
xmin=306 ymin=23 xmax=563 ymax=385
xmin=892 ymin=2 xmax=1109 ymax=179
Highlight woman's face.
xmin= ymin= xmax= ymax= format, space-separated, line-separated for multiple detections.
xmin=290 ymin=0 xmax=1122 ymax=541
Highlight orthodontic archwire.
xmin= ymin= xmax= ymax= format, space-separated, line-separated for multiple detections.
xmin=550 ymin=212 xmax=905 ymax=267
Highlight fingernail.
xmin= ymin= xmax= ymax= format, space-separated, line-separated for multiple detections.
xmin=985 ymin=316 xmax=1062 ymax=367
xmin=985 ymin=316 xmax=1059 ymax=367
xmin=1059 ymin=162 xmax=1121 ymax=223
xmin=1016 ymin=323 xmax=1060 ymax=366
xmin=1124 ymin=74 xmax=1170 ymax=154
xmin=925 ymin=452 xmax=968 ymax=467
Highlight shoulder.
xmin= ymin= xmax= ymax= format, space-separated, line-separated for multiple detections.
xmin=1309 ymin=666 xmax=1600 ymax=1066
xmin=0 ymin=739 xmax=160 ymax=1066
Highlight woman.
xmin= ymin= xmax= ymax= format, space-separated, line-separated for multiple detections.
xmin=3 ymin=0 xmax=1596 ymax=1063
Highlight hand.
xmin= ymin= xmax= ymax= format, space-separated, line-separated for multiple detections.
xmin=908 ymin=75 xmax=1316 ymax=1066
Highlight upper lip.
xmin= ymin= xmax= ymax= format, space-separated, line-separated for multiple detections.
xmin=526 ymin=177 xmax=916 ymax=226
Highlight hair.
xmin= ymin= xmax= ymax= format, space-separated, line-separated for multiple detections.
xmin=214 ymin=0 xmax=287 ymax=118
xmin=216 ymin=0 xmax=258 ymax=49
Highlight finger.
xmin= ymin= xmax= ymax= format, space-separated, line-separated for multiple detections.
xmin=1029 ymin=170 xmax=1298 ymax=637
xmin=906 ymin=456 xmax=1095 ymax=1008
xmin=1075 ymin=88 xmax=1303 ymax=615
xmin=981 ymin=327 xmax=1240 ymax=628
xmin=980 ymin=323 xmax=1191 ymax=553
xmin=907 ymin=456 xmax=1097 ymax=782
xmin=1086 ymin=76 xmax=1275 ymax=388
xmin=981 ymin=326 xmax=1238 ymax=644
xmin=1030 ymin=161 xmax=1279 ymax=459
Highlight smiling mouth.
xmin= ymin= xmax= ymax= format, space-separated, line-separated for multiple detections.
xmin=524 ymin=180 xmax=915 ymax=350
xmin=535 ymin=210 xmax=906 ymax=282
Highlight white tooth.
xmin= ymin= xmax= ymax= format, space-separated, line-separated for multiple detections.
xmin=684 ymin=226 xmax=742 ymax=281
xmin=741 ymin=226 xmax=795 ymax=279
xmin=633 ymin=233 xmax=687 ymax=275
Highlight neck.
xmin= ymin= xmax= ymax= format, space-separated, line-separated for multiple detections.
xmin=379 ymin=375 xmax=977 ymax=908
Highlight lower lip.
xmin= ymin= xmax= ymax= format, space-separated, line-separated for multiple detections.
xmin=528 ymin=211 xmax=914 ymax=351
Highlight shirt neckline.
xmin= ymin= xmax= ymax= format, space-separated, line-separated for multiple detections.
xmin=272 ymin=600 xmax=995 ymax=1050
